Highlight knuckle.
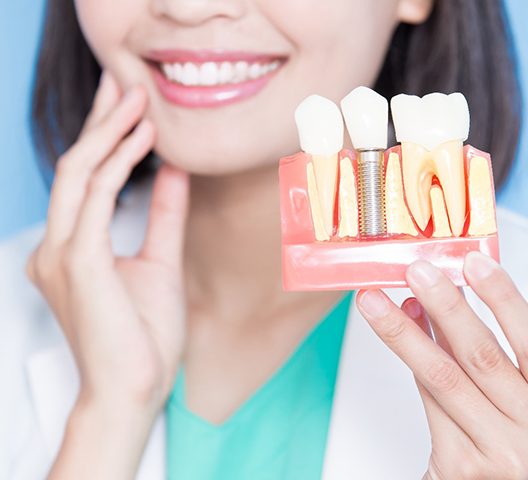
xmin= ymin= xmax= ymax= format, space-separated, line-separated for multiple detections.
xmin=27 ymin=244 xmax=66 ymax=288
xmin=25 ymin=252 xmax=37 ymax=283
xmin=425 ymin=359 xmax=461 ymax=393
xmin=54 ymin=154 xmax=67 ymax=171
xmin=435 ymin=292 xmax=465 ymax=318
xmin=467 ymin=339 xmax=504 ymax=374
xmin=55 ymin=154 xmax=75 ymax=176
xmin=379 ymin=318 xmax=407 ymax=344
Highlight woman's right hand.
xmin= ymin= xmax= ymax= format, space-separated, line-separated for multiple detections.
xmin=26 ymin=71 xmax=189 ymax=479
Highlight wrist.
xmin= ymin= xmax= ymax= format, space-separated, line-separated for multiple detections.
xmin=77 ymin=377 xmax=166 ymax=416
xmin=48 ymin=396 xmax=159 ymax=480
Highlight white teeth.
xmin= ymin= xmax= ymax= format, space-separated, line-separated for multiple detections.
xmin=391 ymin=92 xmax=470 ymax=151
xmin=219 ymin=62 xmax=233 ymax=84
xmin=233 ymin=61 xmax=248 ymax=82
xmin=182 ymin=62 xmax=199 ymax=86
xmin=174 ymin=63 xmax=183 ymax=83
xmin=295 ymin=95 xmax=344 ymax=156
xmin=248 ymin=63 xmax=261 ymax=79
xmin=340 ymin=86 xmax=388 ymax=150
xmin=160 ymin=59 xmax=281 ymax=86
xmin=162 ymin=63 xmax=174 ymax=81
xmin=199 ymin=62 xmax=218 ymax=86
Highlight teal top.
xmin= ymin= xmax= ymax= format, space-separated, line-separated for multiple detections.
xmin=165 ymin=292 xmax=354 ymax=480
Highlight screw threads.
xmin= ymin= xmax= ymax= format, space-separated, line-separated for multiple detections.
xmin=357 ymin=150 xmax=387 ymax=237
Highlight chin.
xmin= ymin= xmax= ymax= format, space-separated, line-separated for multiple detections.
xmin=153 ymin=123 xmax=299 ymax=177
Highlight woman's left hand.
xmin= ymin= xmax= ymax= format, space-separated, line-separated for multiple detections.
xmin=356 ymin=252 xmax=528 ymax=480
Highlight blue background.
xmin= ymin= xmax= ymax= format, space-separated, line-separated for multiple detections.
xmin=1 ymin=0 xmax=527 ymax=241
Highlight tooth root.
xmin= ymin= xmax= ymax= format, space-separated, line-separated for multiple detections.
xmin=431 ymin=141 xmax=466 ymax=237
xmin=468 ymin=156 xmax=497 ymax=236
xmin=312 ymin=154 xmax=338 ymax=236
xmin=338 ymin=157 xmax=358 ymax=238
xmin=307 ymin=162 xmax=331 ymax=241
xmin=401 ymin=142 xmax=433 ymax=231
xmin=385 ymin=153 xmax=419 ymax=236
xmin=430 ymin=185 xmax=453 ymax=238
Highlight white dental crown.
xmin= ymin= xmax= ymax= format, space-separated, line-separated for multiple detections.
xmin=295 ymin=95 xmax=344 ymax=156
xmin=340 ymin=86 xmax=388 ymax=150
xmin=391 ymin=92 xmax=470 ymax=151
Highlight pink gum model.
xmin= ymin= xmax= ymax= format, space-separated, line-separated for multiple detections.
xmin=279 ymin=145 xmax=499 ymax=291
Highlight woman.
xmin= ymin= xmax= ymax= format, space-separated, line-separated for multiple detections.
xmin=2 ymin=0 xmax=528 ymax=478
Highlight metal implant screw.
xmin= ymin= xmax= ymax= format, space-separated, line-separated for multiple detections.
xmin=357 ymin=149 xmax=387 ymax=238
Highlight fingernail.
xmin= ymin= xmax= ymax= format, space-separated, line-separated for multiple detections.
xmin=358 ymin=290 xmax=389 ymax=317
xmin=407 ymin=261 xmax=442 ymax=288
xmin=464 ymin=251 xmax=497 ymax=280
xmin=403 ymin=299 xmax=423 ymax=320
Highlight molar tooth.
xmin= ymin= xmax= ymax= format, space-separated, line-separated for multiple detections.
xmin=391 ymin=93 xmax=470 ymax=236
xmin=295 ymin=95 xmax=344 ymax=238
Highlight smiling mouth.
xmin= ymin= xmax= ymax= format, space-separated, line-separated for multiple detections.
xmin=157 ymin=59 xmax=283 ymax=87
xmin=145 ymin=50 xmax=287 ymax=108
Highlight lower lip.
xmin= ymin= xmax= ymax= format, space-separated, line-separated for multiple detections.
xmin=150 ymin=64 xmax=281 ymax=108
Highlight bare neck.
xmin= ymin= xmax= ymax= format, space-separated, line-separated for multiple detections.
xmin=184 ymin=164 xmax=341 ymax=325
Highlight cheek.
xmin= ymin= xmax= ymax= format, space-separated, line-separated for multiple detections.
xmin=264 ymin=0 xmax=400 ymax=97
xmin=74 ymin=0 xmax=142 ymax=84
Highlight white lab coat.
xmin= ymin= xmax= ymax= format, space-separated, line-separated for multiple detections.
xmin=1 ymin=178 xmax=527 ymax=480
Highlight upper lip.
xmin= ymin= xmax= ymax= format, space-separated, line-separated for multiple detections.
xmin=145 ymin=49 xmax=287 ymax=64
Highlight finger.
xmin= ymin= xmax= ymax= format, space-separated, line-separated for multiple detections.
xmin=357 ymin=289 xmax=505 ymax=449
xmin=45 ymin=86 xmax=148 ymax=246
xmin=403 ymin=296 xmax=456 ymax=358
xmin=401 ymin=297 xmax=432 ymax=337
xmin=70 ymin=119 xmax=156 ymax=256
xmin=139 ymin=164 xmax=189 ymax=270
xmin=82 ymin=70 xmax=122 ymax=133
xmin=406 ymin=261 xmax=528 ymax=422
xmin=402 ymin=299 xmax=476 ymax=450
xmin=464 ymin=251 xmax=528 ymax=380
xmin=415 ymin=379 xmax=474 ymax=453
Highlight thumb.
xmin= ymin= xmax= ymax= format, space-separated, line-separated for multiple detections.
xmin=139 ymin=163 xmax=189 ymax=269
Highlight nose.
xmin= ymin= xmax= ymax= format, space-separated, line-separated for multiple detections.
xmin=151 ymin=0 xmax=246 ymax=26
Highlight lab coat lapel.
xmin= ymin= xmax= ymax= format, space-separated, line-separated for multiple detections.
xmin=25 ymin=341 xmax=167 ymax=479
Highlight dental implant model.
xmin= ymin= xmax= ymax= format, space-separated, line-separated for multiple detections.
xmin=341 ymin=87 xmax=388 ymax=238
xmin=279 ymin=87 xmax=499 ymax=290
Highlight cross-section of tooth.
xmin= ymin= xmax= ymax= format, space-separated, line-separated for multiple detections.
xmin=307 ymin=162 xmax=331 ymax=241
xmin=391 ymin=93 xmax=470 ymax=237
xmin=295 ymin=95 xmax=344 ymax=238
xmin=468 ymin=156 xmax=497 ymax=236
xmin=338 ymin=157 xmax=358 ymax=238
xmin=385 ymin=152 xmax=418 ymax=236
xmin=430 ymin=184 xmax=452 ymax=237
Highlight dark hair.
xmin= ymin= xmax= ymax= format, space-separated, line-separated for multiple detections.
xmin=33 ymin=0 xmax=521 ymax=189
